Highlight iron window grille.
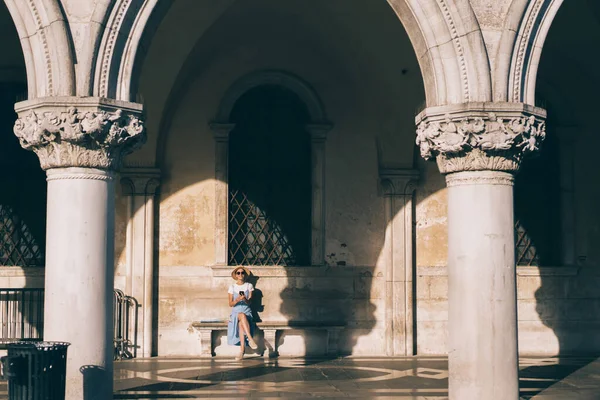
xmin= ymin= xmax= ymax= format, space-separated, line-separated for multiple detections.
xmin=227 ymin=85 xmax=311 ymax=267
xmin=515 ymin=219 xmax=539 ymax=266
xmin=228 ymin=189 xmax=297 ymax=266
xmin=0 ymin=205 xmax=44 ymax=267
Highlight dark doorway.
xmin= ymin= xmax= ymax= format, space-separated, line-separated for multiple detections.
xmin=0 ymin=82 xmax=46 ymax=267
xmin=514 ymin=110 xmax=562 ymax=267
xmin=228 ymin=85 xmax=311 ymax=266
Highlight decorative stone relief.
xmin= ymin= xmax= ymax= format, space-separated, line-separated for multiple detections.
xmin=379 ymin=169 xmax=419 ymax=197
xmin=416 ymin=109 xmax=545 ymax=174
xmin=26 ymin=0 xmax=53 ymax=94
xmin=445 ymin=170 xmax=515 ymax=187
xmin=511 ymin=0 xmax=546 ymax=102
xmin=13 ymin=100 xmax=145 ymax=171
xmin=120 ymin=167 xmax=161 ymax=196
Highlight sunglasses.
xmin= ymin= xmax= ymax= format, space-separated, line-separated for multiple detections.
xmin=235 ymin=271 xmax=246 ymax=275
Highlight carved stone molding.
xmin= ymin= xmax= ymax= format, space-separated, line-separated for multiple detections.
xmin=305 ymin=123 xmax=333 ymax=142
xmin=445 ymin=170 xmax=514 ymax=187
xmin=209 ymin=122 xmax=236 ymax=142
xmin=46 ymin=168 xmax=115 ymax=182
xmin=436 ymin=0 xmax=469 ymax=101
xmin=415 ymin=102 xmax=546 ymax=174
xmin=379 ymin=169 xmax=420 ymax=197
xmin=120 ymin=167 xmax=161 ymax=196
xmin=13 ymin=97 xmax=145 ymax=171
xmin=26 ymin=0 xmax=52 ymax=94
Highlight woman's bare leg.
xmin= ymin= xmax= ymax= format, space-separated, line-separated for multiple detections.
xmin=238 ymin=313 xmax=251 ymax=338
xmin=236 ymin=319 xmax=246 ymax=359
xmin=238 ymin=313 xmax=257 ymax=348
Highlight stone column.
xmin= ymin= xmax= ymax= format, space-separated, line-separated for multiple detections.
xmin=120 ymin=168 xmax=160 ymax=358
xmin=555 ymin=127 xmax=576 ymax=266
xmin=13 ymin=97 xmax=145 ymax=400
xmin=416 ymin=103 xmax=546 ymax=400
xmin=379 ymin=169 xmax=419 ymax=356
xmin=306 ymin=123 xmax=331 ymax=266
xmin=209 ymin=123 xmax=235 ymax=267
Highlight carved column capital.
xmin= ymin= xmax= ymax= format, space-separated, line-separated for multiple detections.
xmin=13 ymin=97 xmax=145 ymax=171
xmin=120 ymin=167 xmax=161 ymax=196
xmin=379 ymin=169 xmax=419 ymax=196
xmin=305 ymin=123 xmax=333 ymax=142
xmin=415 ymin=102 xmax=546 ymax=174
xmin=209 ymin=122 xmax=236 ymax=142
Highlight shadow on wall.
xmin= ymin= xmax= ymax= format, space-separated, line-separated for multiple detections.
xmin=517 ymin=101 xmax=600 ymax=363
xmin=277 ymin=267 xmax=377 ymax=357
xmin=526 ymin=0 xmax=600 ymax=367
xmin=517 ymin=22 xmax=600 ymax=391
xmin=226 ymin=85 xmax=377 ymax=357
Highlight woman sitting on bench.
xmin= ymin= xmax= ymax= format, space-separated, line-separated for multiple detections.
xmin=227 ymin=266 xmax=258 ymax=360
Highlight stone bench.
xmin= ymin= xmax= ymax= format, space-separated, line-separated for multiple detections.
xmin=191 ymin=320 xmax=345 ymax=358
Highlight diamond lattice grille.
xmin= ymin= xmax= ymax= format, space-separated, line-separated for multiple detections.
xmin=515 ymin=219 xmax=539 ymax=266
xmin=229 ymin=189 xmax=296 ymax=266
xmin=0 ymin=205 xmax=44 ymax=267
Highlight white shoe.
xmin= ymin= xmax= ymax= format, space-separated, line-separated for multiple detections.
xmin=248 ymin=338 xmax=258 ymax=350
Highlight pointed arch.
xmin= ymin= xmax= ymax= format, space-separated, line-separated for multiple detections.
xmin=214 ymin=70 xmax=329 ymax=124
xmin=94 ymin=0 xmax=491 ymax=107
xmin=495 ymin=0 xmax=564 ymax=104
xmin=387 ymin=0 xmax=492 ymax=106
xmin=3 ymin=0 xmax=75 ymax=98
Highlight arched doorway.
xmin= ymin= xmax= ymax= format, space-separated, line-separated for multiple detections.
xmin=122 ymin=0 xmax=426 ymax=358
xmin=228 ymin=85 xmax=311 ymax=266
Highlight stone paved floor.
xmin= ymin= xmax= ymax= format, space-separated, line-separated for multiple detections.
xmin=112 ymin=356 xmax=599 ymax=399
xmin=0 ymin=356 xmax=598 ymax=399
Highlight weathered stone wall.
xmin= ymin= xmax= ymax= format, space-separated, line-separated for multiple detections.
xmin=111 ymin=0 xmax=600 ymax=358
xmin=413 ymin=124 xmax=600 ymax=356
xmin=153 ymin=61 xmax=391 ymax=356
xmin=127 ymin=0 xmax=423 ymax=356
xmin=415 ymin=265 xmax=600 ymax=356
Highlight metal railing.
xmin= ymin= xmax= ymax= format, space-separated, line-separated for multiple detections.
xmin=113 ymin=289 xmax=139 ymax=360
xmin=0 ymin=288 xmax=44 ymax=342
xmin=0 ymin=288 xmax=139 ymax=361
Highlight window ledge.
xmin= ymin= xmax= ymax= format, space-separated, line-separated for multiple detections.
xmin=0 ymin=266 xmax=44 ymax=277
xmin=516 ymin=266 xmax=580 ymax=276
xmin=211 ymin=265 xmax=373 ymax=278
xmin=418 ymin=265 xmax=581 ymax=277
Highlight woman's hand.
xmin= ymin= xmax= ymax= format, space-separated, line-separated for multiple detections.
xmin=228 ymin=292 xmax=252 ymax=307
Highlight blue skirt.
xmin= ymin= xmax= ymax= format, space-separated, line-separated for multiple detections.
xmin=227 ymin=302 xmax=255 ymax=346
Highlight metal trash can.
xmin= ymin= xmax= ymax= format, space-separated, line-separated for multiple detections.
xmin=1 ymin=341 xmax=70 ymax=400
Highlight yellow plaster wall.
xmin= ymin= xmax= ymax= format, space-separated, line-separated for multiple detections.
xmin=132 ymin=0 xmax=425 ymax=356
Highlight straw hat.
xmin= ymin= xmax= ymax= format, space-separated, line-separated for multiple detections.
xmin=231 ymin=266 xmax=251 ymax=279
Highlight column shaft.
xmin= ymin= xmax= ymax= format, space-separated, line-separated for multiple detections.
xmin=44 ymin=168 xmax=115 ymax=400
xmin=446 ymin=171 xmax=518 ymax=400
xmin=121 ymin=169 xmax=160 ymax=358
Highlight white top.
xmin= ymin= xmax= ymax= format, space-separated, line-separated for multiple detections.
xmin=228 ymin=282 xmax=254 ymax=294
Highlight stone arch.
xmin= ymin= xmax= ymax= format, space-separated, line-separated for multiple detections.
xmin=95 ymin=0 xmax=491 ymax=107
xmin=2 ymin=0 xmax=75 ymax=98
xmin=210 ymin=71 xmax=332 ymax=267
xmin=386 ymin=0 xmax=492 ymax=105
xmin=495 ymin=0 xmax=564 ymax=104
xmin=93 ymin=0 xmax=156 ymax=99
xmin=214 ymin=70 xmax=329 ymax=124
